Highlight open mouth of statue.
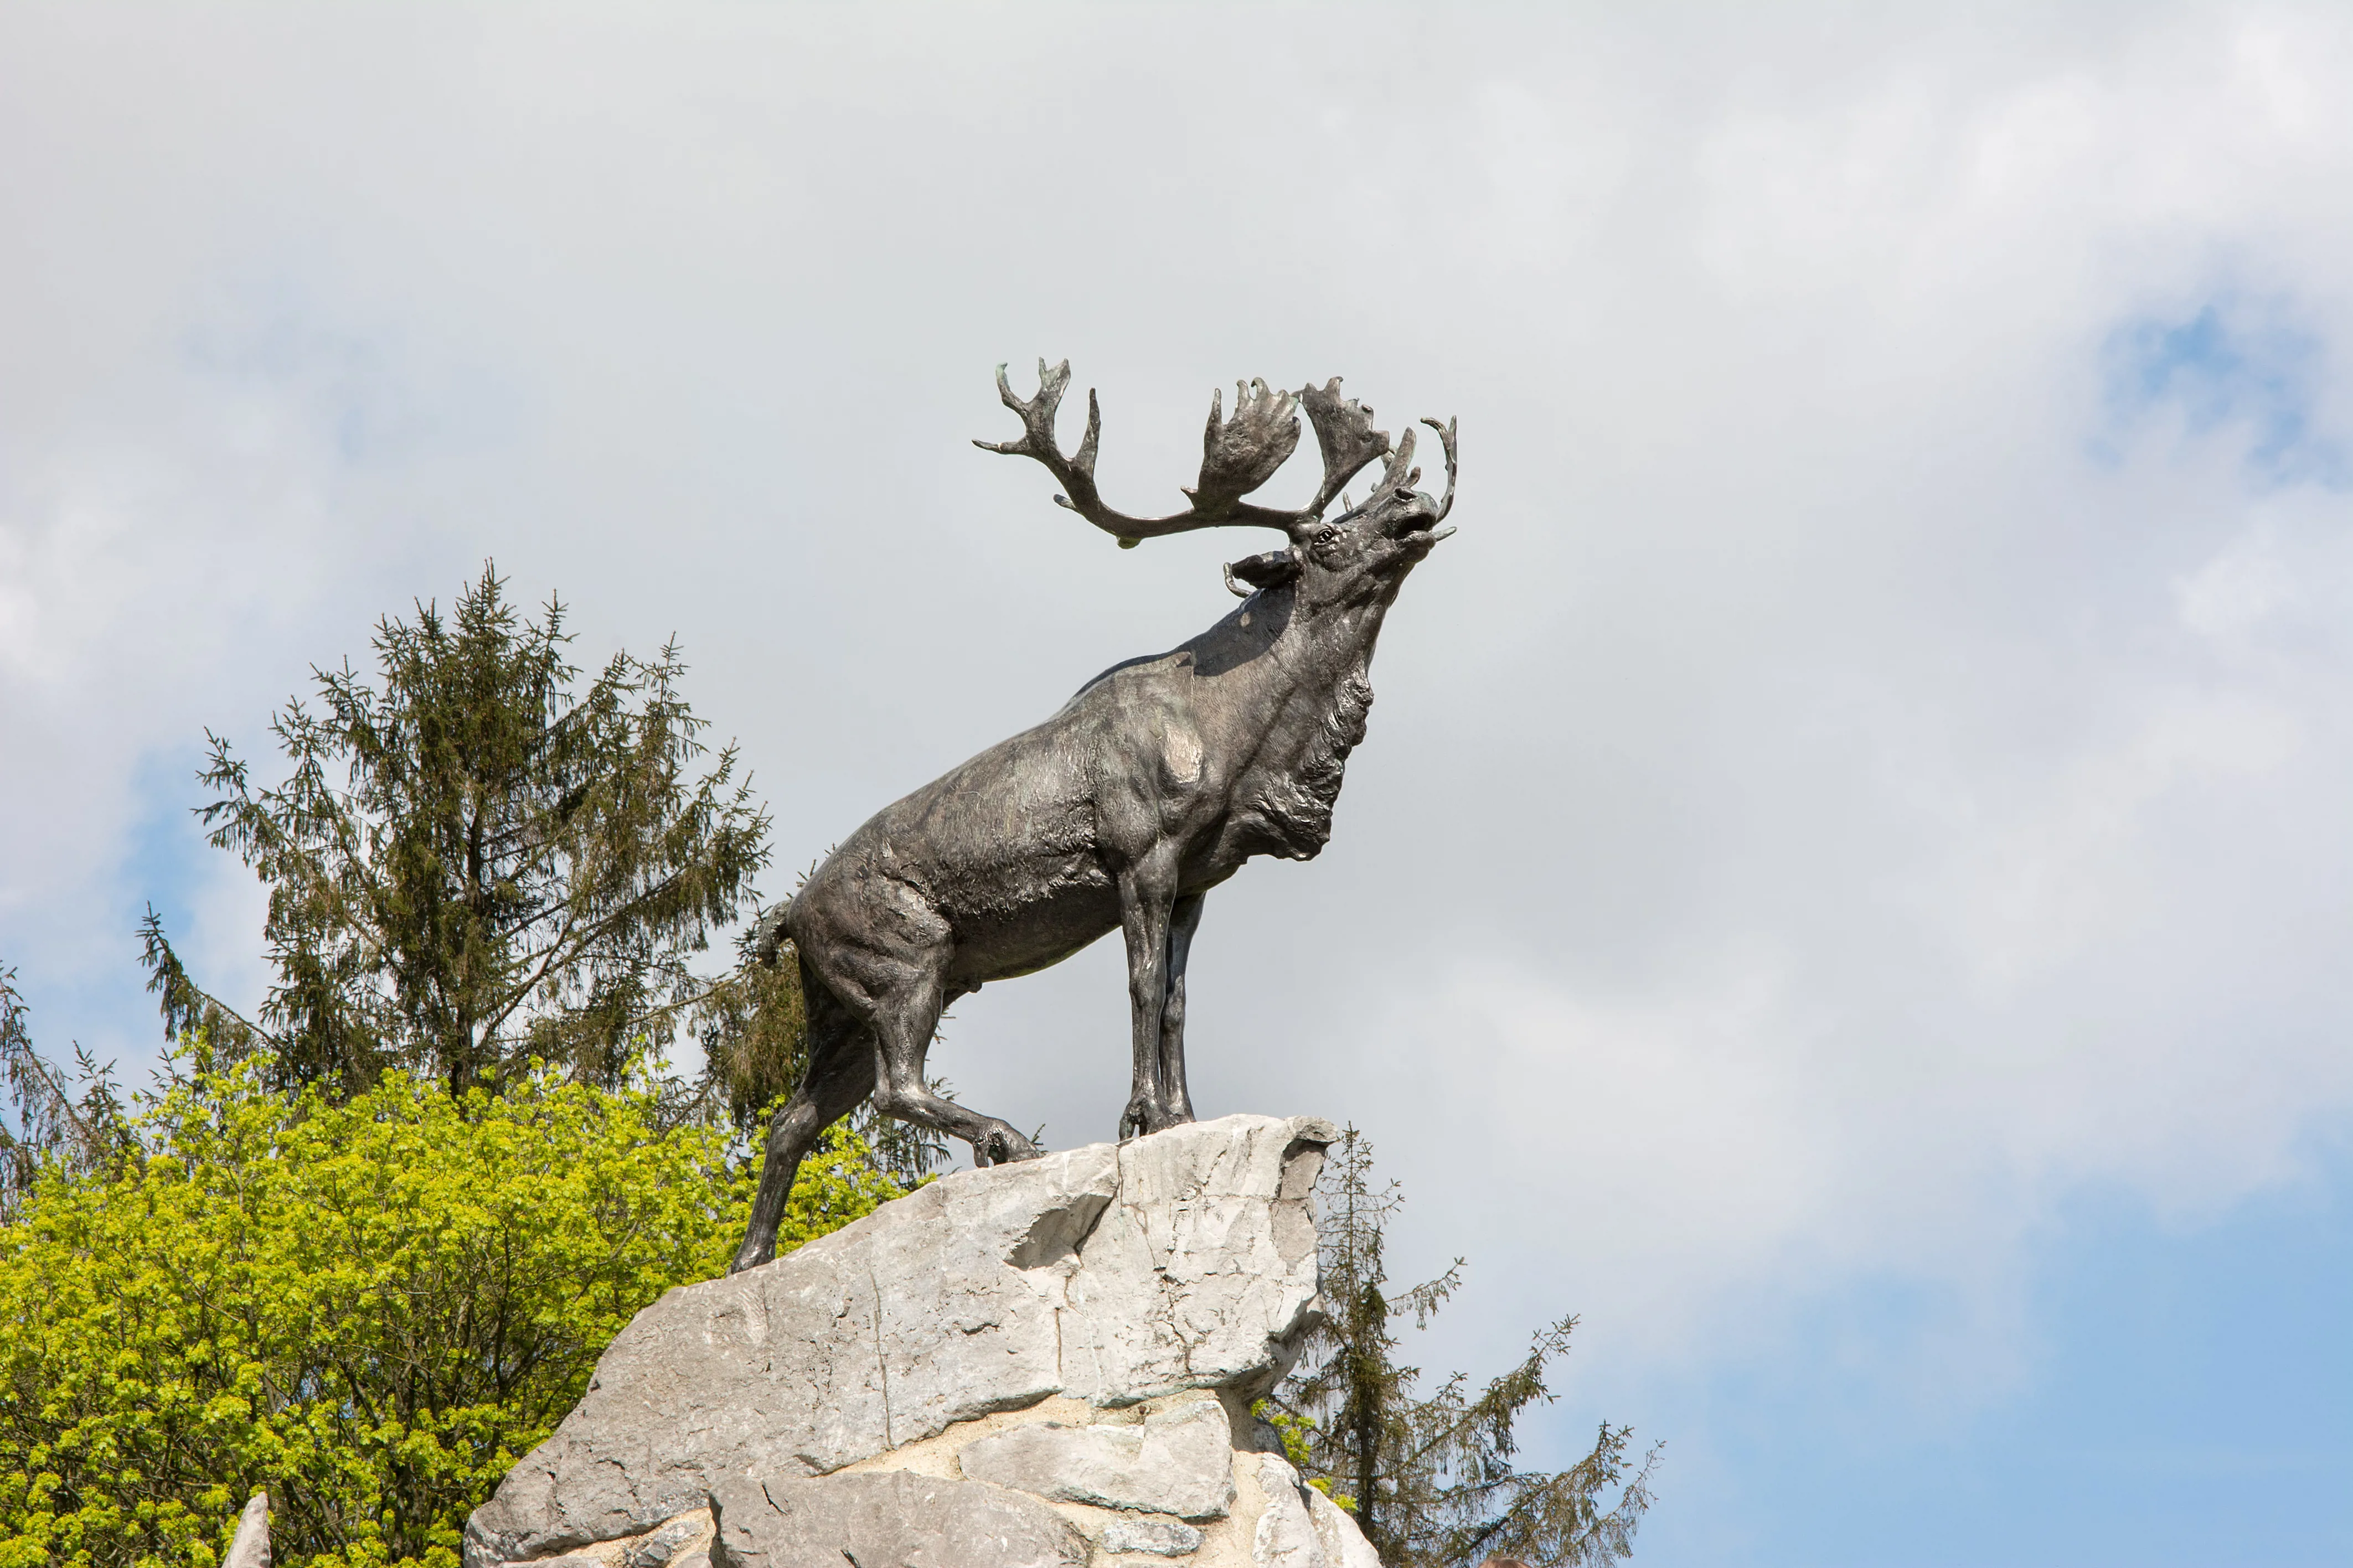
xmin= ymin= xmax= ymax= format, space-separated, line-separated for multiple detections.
xmin=1397 ymin=509 xmax=1455 ymax=545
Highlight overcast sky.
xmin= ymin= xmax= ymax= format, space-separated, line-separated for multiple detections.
xmin=4 ymin=5 xmax=2350 ymax=1562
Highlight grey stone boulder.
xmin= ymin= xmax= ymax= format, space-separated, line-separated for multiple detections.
xmin=1305 ymin=1484 xmax=1384 ymax=1568
xmin=223 ymin=1492 xmax=270 ymax=1568
xmin=1252 ymin=1456 xmax=1325 ymax=1568
xmin=463 ymin=1113 xmax=1333 ymax=1566
xmin=709 ymin=1472 xmax=1084 ymax=1568
xmin=957 ymin=1396 xmax=1235 ymax=1519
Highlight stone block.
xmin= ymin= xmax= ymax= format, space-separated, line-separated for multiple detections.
xmin=708 ymin=1472 xmax=1085 ymax=1568
xmin=1248 ymin=1455 xmax=1382 ymax=1568
xmin=1099 ymin=1515 xmax=1208 ymax=1556
xmin=957 ymin=1396 xmax=1235 ymax=1519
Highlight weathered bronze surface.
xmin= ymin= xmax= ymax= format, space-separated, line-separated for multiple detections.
xmin=733 ymin=361 xmax=1454 ymax=1272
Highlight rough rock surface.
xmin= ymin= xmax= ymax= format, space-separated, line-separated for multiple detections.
xmin=465 ymin=1112 xmax=1379 ymax=1568
xmin=618 ymin=1510 xmax=709 ymax=1567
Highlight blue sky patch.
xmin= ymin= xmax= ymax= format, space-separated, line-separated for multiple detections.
xmin=2101 ymin=299 xmax=2345 ymax=489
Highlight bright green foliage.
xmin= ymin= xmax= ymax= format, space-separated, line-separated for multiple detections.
xmin=1252 ymin=1401 xmax=1352 ymax=1508
xmin=0 ymin=1055 xmax=907 ymax=1568
xmin=764 ymin=1103 xmax=909 ymax=1256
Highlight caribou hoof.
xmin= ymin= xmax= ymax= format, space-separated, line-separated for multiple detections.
xmin=974 ymin=1125 xmax=1041 ymax=1167
xmin=1120 ymin=1101 xmax=1194 ymax=1141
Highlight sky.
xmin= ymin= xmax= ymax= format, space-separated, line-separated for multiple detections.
xmin=2 ymin=4 xmax=2350 ymax=1563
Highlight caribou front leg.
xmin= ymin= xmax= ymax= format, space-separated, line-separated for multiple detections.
xmin=1156 ymin=892 xmax=1206 ymax=1126
xmin=1116 ymin=857 xmax=1182 ymax=1140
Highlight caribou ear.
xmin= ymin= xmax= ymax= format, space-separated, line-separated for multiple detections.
xmin=1223 ymin=547 xmax=1301 ymax=598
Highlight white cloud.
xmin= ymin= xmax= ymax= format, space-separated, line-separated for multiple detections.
xmin=2 ymin=4 xmax=2351 ymax=1436
xmin=2175 ymin=529 xmax=2298 ymax=641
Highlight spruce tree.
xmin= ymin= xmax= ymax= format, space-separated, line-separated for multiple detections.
xmin=142 ymin=565 xmax=771 ymax=1100
xmin=0 ymin=966 xmax=132 ymax=1222
xmin=1270 ymin=1127 xmax=1660 ymax=1567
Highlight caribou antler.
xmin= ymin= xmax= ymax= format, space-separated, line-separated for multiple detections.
xmin=1298 ymin=378 xmax=1393 ymax=518
xmin=976 ymin=360 xmax=1392 ymax=544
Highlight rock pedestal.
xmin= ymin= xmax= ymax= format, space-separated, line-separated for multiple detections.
xmin=463 ymin=1112 xmax=1380 ymax=1568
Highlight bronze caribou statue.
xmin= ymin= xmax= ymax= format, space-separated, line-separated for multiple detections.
xmin=732 ymin=360 xmax=1455 ymax=1272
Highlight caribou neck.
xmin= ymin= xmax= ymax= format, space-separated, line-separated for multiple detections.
xmin=1206 ymin=584 xmax=1392 ymax=863
xmin=1268 ymin=586 xmax=1394 ymax=697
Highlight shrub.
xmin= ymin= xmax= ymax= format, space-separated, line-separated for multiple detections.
xmin=0 ymin=1058 xmax=905 ymax=1568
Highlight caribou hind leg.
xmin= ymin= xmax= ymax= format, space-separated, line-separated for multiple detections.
xmin=869 ymin=964 xmax=1039 ymax=1167
xmin=796 ymin=883 xmax=1040 ymax=1170
xmin=730 ymin=966 xmax=877 ymax=1273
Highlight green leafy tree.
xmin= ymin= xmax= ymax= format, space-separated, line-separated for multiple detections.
xmin=0 ymin=561 xmax=946 ymax=1568
xmin=145 ymin=565 xmax=771 ymax=1100
xmin=0 ymin=1046 xmax=907 ymax=1568
xmin=1266 ymin=1128 xmax=1660 ymax=1567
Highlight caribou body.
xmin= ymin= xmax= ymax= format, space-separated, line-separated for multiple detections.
xmin=732 ymin=361 xmax=1454 ymax=1272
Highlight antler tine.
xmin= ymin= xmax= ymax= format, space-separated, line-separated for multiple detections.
xmin=976 ymin=360 xmax=1313 ymax=543
xmin=1369 ymin=423 xmax=1420 ymax=503
xmin=1420 ymin=416 xmax=1459 ymax=521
